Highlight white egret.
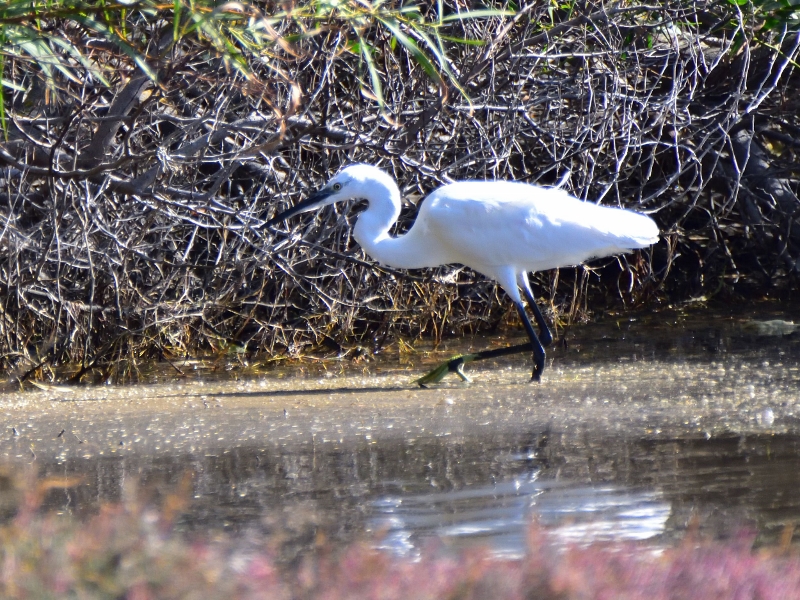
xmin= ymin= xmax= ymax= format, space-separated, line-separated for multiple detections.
xmin=266 ymin=164 xmax=659 ymax=385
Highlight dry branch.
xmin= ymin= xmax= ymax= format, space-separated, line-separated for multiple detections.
xmin=2 ymin=0 xmax=800 ymax=382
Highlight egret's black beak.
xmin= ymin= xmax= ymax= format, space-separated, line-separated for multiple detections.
xmin=265 ymin=188 xmax=334 ymax=228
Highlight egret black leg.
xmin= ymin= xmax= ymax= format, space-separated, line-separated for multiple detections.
xmin=514 ymin=301 xmax=546 ymax=381
xmin=520 ymin=275 xmax=553 ymax=347
xmin=415 ymin=301 xmax=546 ymax=386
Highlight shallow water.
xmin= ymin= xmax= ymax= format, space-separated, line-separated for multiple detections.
xmin=1 ymin=306 xmax=799 ymax=558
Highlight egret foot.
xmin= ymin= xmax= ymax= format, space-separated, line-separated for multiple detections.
xmin=450 ymin=357 xmax=473 ymax=383
xmin=415 ymin=353 xmax=477 ymax=387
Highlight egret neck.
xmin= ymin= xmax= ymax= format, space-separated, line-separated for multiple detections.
xmin=351 ymin=176 xmax=434 ymax=270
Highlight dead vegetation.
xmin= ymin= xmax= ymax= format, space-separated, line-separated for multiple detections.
xmin=1 ymin=0 xmax=799 ymax=382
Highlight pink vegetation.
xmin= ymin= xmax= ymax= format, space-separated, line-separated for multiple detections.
xmin=0 ymin=490 xmax=798 ymax=599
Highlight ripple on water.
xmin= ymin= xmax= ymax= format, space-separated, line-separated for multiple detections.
xmin=371 ymin=473 xmax=672 ymax=558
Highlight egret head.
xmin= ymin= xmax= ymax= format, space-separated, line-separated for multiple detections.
xmin=266 ymin=164 xmax=394 ymax=227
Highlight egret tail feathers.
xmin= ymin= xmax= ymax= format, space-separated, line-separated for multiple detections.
xmin=597 ymin=210 xmax=659 ymax=249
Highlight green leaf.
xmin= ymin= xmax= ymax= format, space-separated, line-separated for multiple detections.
xmin=1 ymin=78 xmax=25 ymax=92
xmin=0 ymin=53 xmax=6 ymax=140
xmin=409 ymin=25 xmax=452 ymax=75
xmin=7 ymin=30 xmax=65 ymax=85
xmin=174 ymin=0 xmax=183 ymax=41
xmin=48 ymin=35 xmax=111 ymax=87
xmin=191 ymin=10 xmax=251 ymax=78
xmin=70 ymin=13 xmax=158 ymax=81
xmin=439 ymin=9 xmax=515 ymax=23
xmin=357 ymin=34 xmax=385 ymax=109
xmin=377 ymin=18 xmax=443 ymax=88
xmin=437 ymin=34 xmax=486 ymax=46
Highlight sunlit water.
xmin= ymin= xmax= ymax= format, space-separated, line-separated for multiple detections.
xmin=371 ymin=477 xmax=671 ymax=558
xmin=1 ymin=306 xmax=799 ymax=559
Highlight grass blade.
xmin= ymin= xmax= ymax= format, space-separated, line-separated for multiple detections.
xmin=48 ymin=35 xmax=111 ymax=86
xmin=377 ymin=17 xmax=443 ymax=89
xmin=357 ymin=33 xmax=385 ymax=110
xmin=439 ymin=9 xmax=515 ymax=23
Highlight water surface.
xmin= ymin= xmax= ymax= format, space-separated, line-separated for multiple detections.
xmin=1 ymin=306 xmax=798 ymax=559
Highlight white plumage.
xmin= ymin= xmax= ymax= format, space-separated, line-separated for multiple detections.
xmin=267 ymin=164 xmax=659 ymax=383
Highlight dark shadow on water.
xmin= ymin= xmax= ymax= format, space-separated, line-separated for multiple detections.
xmin=170 ymin=386 xmax=415 ymax=399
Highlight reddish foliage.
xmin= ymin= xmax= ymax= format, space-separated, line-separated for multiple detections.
xmin=0 ymin=499 xmax=798 ymax=599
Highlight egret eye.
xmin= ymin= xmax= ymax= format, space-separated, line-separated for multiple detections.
xmin=333 ymin=183 xmax=342 ymax=191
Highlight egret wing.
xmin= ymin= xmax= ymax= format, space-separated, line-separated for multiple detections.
xmin=419 ymin=182 xmax=658 ymax=274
